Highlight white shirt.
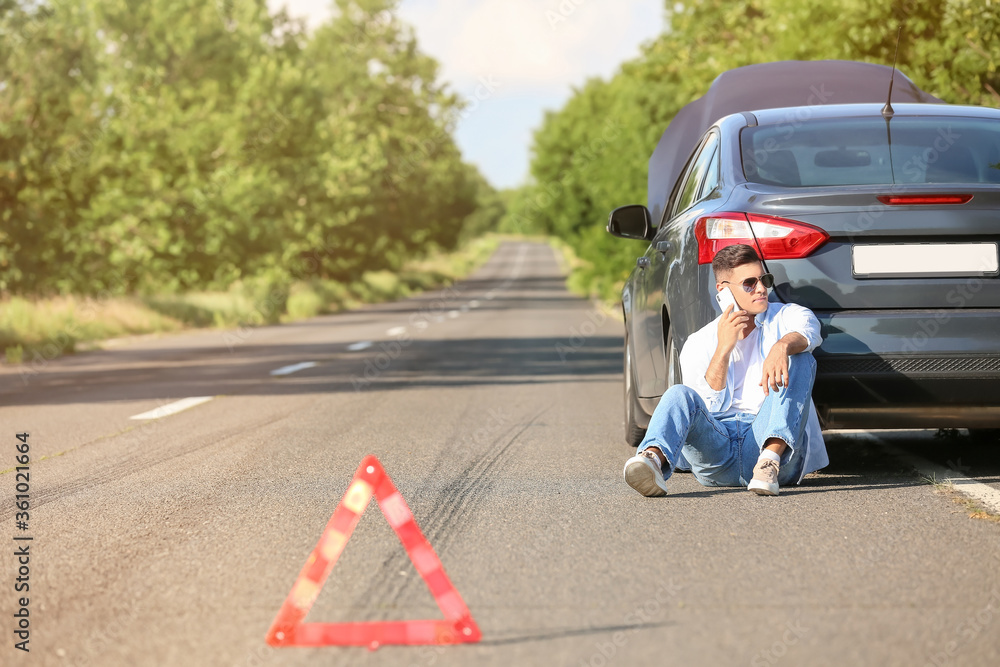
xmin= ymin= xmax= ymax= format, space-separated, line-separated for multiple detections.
xmin=725 ymin=326 xmax=766 ymax=417
xmin=678 ymin=301 xmax=828 ymax=483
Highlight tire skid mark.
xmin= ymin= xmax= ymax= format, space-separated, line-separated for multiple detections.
xmin=356 ymin=404 xmax=552 ymax=612
xmin=424 ymin=414 xmax=540 ymax=550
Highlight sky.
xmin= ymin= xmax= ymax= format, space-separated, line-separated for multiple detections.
xmin=266 ymin=0 xmax=666 ymax=189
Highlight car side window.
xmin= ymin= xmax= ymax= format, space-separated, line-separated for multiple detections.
xmin=668 ymin=132 xmax=719 ymax=220
xmin=698 ymin=141 xmax=721 ymax=199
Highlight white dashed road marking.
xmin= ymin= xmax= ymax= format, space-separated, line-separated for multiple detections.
xmin=340 ymin=245 xmax=527 ymax=362
xmin=270 ymin=361 xmax=317 ymax=376
xmin=130 ymin=397 xmax=214 ymax=420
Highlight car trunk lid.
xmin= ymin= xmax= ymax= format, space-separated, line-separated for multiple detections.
xmin=746 ymin=185 xmax=1000 ymax=310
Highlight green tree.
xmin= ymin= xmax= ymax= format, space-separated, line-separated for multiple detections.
xmin=293 ymin=0 xmax=477 ymax=283
xmin=1 ymin=1 xmax=104 ymax=293
xmin=513 ymin=0 xmax=1000 ymax=302
xmin=1 ymin=0 xmax=486 ymax=297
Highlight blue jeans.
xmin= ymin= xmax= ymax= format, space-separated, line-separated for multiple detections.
xmin=638 ymin=353 xmax=817 ymax=487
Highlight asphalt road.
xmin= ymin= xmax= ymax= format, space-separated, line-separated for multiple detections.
xmin=2 ymin=240 xmax=999 ymax=667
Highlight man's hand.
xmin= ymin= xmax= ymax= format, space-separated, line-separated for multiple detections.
xmin=706 ymin=306 xmax=751 ymax=391
xmin=705 ymin=306 xmax=749 ymax=391
xmin=760 ymin=342 xmax=790 ymax=396
xmin=759 ymin=333 xmax=809 ymax=395
xmin=716 ymin=305 xmax=750 ymax=354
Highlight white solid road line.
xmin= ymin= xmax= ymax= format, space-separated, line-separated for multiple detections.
xmin=385 ymin=327 xmax=407 ymax=337
xmin=847 ymin=431 xmax=1000 ymax=514
xmin=347 ymin=341 xmax=374 ymax=351
xmin=129 ymin=397 xmax=214 ymax=420
xmin=270 ymin=361 xmax=318 ymax=376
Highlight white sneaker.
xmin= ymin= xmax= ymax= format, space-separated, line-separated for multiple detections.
xmin=624 ymin=449 xmax=669 ymax=497
xmin=747 ymin=458 xmax=780 ymax=496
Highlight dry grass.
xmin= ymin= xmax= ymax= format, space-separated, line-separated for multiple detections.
xmin=1 ymin=296 xmax=182 ymax=361
xmin=929 ymin=479 xmax=1000 ymax=523
xmin=0 ymin=234 xmax=502 ymax=364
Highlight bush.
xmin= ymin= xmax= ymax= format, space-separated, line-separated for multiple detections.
xmin=359 ymin=271 xmax=405 ymax=301
xmin=285 ymin=283 xmax=326 ymax=320
xmin=234 ymin=271 xmax=291 ymax=325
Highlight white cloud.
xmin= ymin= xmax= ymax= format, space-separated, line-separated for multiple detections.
xmin=267 ymin=0 xmax=333 ymax=28
xmin=399 ymin=0 xmax=661 ymax=92
xmin=397 ymin=1 xmax=664 ymax=187
xmin=269 ymin=1 xmax=663 ymax=96
xmin=267 ymin=0 xmax=666 ymax=187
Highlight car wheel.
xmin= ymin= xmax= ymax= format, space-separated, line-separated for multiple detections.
xmin=665 ymin=327 xmax=681 ymax=387
xmin=661 ymin=326 xmax=693 ymax=472
xmin=624 ymin=329 xmax=647 ymax=447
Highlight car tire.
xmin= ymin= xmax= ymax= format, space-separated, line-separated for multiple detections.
xmin=665 ymin=327 xmax=681 ymax=387
xmin=624 ymin=329 xmax=647 ymax=447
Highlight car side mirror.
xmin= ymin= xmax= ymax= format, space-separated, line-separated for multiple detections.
xmin=607 ymin=205 xmax=653 ymax=240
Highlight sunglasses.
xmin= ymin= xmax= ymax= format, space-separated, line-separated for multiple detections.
xmin=721 ymin=273 xmax=774 ymax=293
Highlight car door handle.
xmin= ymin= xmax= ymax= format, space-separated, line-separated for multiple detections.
xmin=636 ymin=257 xmax=650 ymax=269
xmin=655 ymin=241 xmax=672 ymax=255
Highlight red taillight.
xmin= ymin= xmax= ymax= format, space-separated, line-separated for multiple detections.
xmin=694 ymin=212 xmax=829 ymax=264
xmin=877 ymin=194 xmax=973 ymax=205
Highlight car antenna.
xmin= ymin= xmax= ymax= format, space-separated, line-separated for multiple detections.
xmin=746 ymin=215 xmax=771 ymax=276
xmin=882 ymin=26 xmax=902 ymax=120
xmin=883 ymin=26 xmax=902 ymax=183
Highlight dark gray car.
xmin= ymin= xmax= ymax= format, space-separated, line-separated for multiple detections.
xmin=609 ymin=61 xmax=1000 ymax=445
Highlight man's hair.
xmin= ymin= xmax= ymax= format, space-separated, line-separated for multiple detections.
xmin=712 ymin=244 xmax=761 ymax=279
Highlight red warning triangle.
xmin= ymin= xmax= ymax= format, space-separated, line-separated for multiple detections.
xmin=265 ymin=455 xmax=481 ymax=649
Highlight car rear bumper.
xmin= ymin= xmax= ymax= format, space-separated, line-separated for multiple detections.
xmin=815 ymin=309 xmax=1000 ymax=356
xmin=813 ymin=309 xmax=1000 ymax=428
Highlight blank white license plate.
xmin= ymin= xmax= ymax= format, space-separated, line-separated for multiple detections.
xmin=852 ymin=243 xmax=999 ymax=278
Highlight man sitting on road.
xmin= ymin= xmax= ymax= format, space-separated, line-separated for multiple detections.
xmin=623 ymin=244 xmax=828 ymax=497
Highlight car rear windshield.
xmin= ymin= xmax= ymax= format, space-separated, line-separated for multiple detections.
xmin=740 ymin=116 xmax=1000 ymax=187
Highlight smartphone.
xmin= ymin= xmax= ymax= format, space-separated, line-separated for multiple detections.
xmin=715 ymin=286 xmax=739 ymax=313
